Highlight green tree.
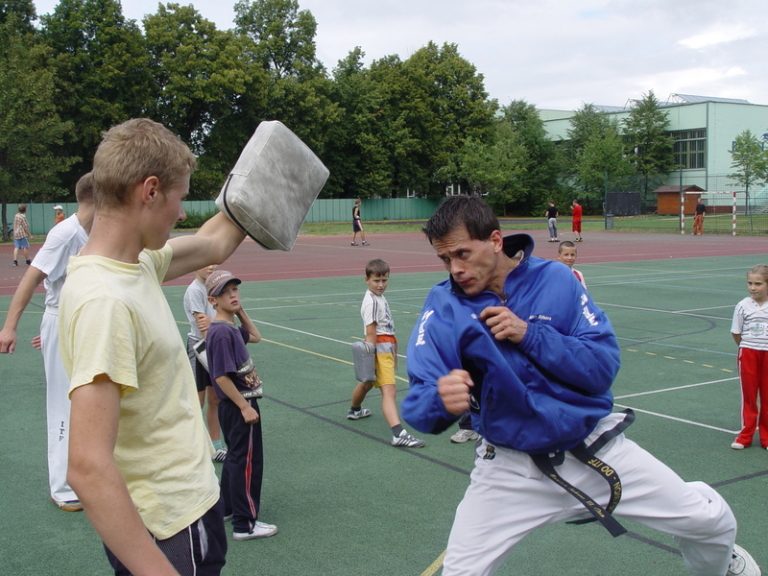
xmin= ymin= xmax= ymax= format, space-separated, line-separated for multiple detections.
xmin=363 ymin=54 xmax=419 ymax=197
xmin=324 ymin=46 xmax=371 ymax=198
xmin=232 ymin=0 xmax=338 ymax=188
xmin=0 ymin=0 xmax=36 ymax=31
xmin=499 ymin=100 xmax=560 ymax=214
xmin=234 ymin=0 xmax=318 ymax=79
xmin=564 ymin=104 xmax=633 ymax=212
xmin=143 ymin=5 xmax=248 ymax=151
xmin=0 ymin=13 xmax=75 ymax=237
xmin=40 ymin=0 xmax=152 ymax=191
xmin=566 ymin=104 xmax=612 ymax=161
xmin=729 ymin=129 xmax=768 ymax=226
xmin=577 ymin=122 xmax=634 ymax=211
xmin=323 ymin=47 xmax=382 ymax=197
xmin=396 ymin=42 xmax=495 ymax=197
xmin=459 ymin=121 xmax=527 ymax=212
xmin=622 ymin=91 xmax=675 ymax=206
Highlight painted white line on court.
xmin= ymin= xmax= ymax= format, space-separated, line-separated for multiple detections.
xmin=250 ymin=295 xmax=429 ymax=312
xmin=261 ymin=338 xmax=353 ymax=366
xmin=241 ymin=286 xmax=432 ymax=305
xmin=615 ymin=376 xmax=738 ymax=400
xmin=256 ymin=319 xmax=352 ymax=346
xmin=261 ymin=337 xmax=409 ymax=384
xmin=598 ymin=301 xmax=729 ymax=321
xmin=420 ymin=550 xmax=446 ymax=576
xmin=257 ymin=319 xmax=409 ymax=360
xmin=614 ymin=403 xmax=738 ymax=435
xmin=256 ymin=316 xmax=737 ymax=435
xmin=676 ymin=305 xmax=735 ymax=313
xmin=618 ymin=336 xmax=735 ymax=357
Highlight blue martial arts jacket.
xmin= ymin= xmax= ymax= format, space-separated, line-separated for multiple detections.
xmin=402 ymin=234 xmax=620 ymax=455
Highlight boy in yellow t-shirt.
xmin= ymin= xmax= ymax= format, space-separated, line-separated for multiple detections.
xmin=346 ymin=259 xmax=424 ymax=448
xmin=59 ymin=119 xmax=250 ymax=575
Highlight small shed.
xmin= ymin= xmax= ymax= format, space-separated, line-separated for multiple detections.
xmin=654 ymin=185 xmax=705 ymax=215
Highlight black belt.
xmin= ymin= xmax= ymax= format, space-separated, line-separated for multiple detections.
xmin=531 ymin=409 xmax=635 ymax=538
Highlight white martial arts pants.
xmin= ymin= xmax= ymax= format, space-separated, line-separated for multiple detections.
xmin=41 ymin=308 xmax=77 ymax=503
xmin=443 ymin=413 xmax=737 ymax=576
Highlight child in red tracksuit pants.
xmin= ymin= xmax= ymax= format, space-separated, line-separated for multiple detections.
xmin=730 ymin=264 xmax=768 ymax=450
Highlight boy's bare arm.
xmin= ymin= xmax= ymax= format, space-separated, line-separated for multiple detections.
xmin=68 ymin=376 xmax=180 ymax=576
xmin=0 ymin=266 xmax=46 ymax=353
xmin=236 ymin=309 xmax=261 ymax=343
xmin=365 ymin=322 xmax=378 ymax=347
xmin=732 ymin=333 xmax=742 ymax=345
xmin=193 ymin=312 xmax=210 ymax=337
xmin=165 ymin=213 xmax=245 ymax=282
xmin=215 ymin=374 xmax=259 ymax=423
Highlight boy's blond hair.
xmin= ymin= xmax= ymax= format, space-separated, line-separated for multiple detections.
xmin=92 ymin=118 xmax=196 ymax=208
xmin=75 ymin=172 xmax=95 ymax=204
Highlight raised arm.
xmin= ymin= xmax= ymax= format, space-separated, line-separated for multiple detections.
xmin=236 ymin=308 xmax=262 ymax=344
xmin=165 ymin=213 xmax=246 ymax=282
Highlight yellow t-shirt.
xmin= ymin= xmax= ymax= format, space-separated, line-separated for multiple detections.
xmin=59 ymin=245 xmax=219 ymax=540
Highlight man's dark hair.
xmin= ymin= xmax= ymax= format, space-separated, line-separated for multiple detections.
xmin=423 ymin=196 xmax=499 ymax=243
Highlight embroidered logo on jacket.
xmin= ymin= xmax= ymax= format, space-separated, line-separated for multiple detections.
xmin=415 ymin=309 xmax=435 ymax=346
xmin=581 ymin=294 xmax=598 ymax=326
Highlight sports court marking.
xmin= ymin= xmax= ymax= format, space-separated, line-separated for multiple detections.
xmin=614 ymin=376 xmax=739 ymax=400
xmin=599 ymin=301 xmax=731 ymax=321
xmin=253 ymin=316 xmax=737 ymax=439
xmin=619 ymin=337 xmax=735 ymax=357
xmin=261 ymin=336 xmax=409 ymax=386
xmin=420 ymin=550 xmax=446 ymax=576
xmin=675 ymin=305 xmax=735 ymax=313
xmin=624 ymin=348 xmax=735 ymax=371
xmin=613 ymin=404 xmax=738 ymax=434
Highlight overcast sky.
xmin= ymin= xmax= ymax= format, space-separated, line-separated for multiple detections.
xmin=33 ymin=0 xmax=768 ymax=110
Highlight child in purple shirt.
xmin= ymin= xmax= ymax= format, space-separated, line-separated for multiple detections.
xmin=205 ymin=270 xmax=277 ymax=541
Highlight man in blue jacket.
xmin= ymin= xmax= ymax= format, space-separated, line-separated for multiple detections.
xmin=402 ymin=196 xmax=758 ymax=576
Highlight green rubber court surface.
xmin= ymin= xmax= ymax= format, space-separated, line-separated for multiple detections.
xmin=1 ymin=229 xmax=767 ymax=575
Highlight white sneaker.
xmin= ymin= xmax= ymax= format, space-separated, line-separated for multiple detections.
xmin=347 ymin=408 xmax=372 ymax=420
xmin=391 ymin=429 xmax=425 ymax=448
xmin=450 ymin=428 xmax=479 ymax=444
xmin=727 ymin=544 xmax=761 ymax=576
xmin=233 ymin=520 xmax=278 ymax=541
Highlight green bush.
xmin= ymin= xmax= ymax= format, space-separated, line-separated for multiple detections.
xmin=178 ymin=210 xmax=217 ymax=229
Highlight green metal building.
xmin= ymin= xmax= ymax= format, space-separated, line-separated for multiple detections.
xmin=539 ymin=94 xmax=768 ymax=211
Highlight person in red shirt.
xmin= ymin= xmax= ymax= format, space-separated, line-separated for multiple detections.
xmin=571 ymin=199 xmax=583 ymax=242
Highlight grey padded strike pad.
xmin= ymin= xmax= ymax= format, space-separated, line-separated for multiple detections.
xmin=352 ymin=340 xmax=376 ymax=383
xmin=216 ymin=120 xmax=329 ymax=251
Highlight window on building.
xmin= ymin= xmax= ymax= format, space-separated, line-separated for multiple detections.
xmin=672 ymin=129 xmax=706 ymax=169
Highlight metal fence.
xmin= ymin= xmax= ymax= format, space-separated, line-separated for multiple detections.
xmin=3 ymin=198 xmax=442 ymax=237
xmin=609 ymin=190 xmax=768 ymax=235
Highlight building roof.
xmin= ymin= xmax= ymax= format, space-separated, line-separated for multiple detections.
xmin=654 ymin=185 xmax=705 ymax=194
xmin=666 ymin=93 xmax=750 ymax=105
xmin=593 ymin=105 xmax=626 ymax=113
